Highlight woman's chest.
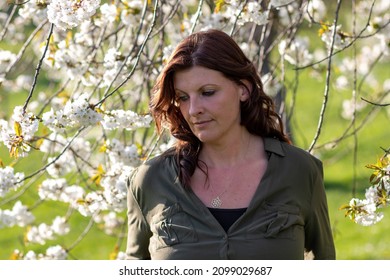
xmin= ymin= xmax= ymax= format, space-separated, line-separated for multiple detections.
xmin=190 ymin=159 xmax=268 ymax=208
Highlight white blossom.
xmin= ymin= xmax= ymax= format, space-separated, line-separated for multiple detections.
xmin=26 ymin=223 xmax=55 ymax=245
xmin=23 ymin=250 xmax=37 ymax=260
xmin=43 ymin=245 xmax=68 ymax=260
xmin=157 ymin=136 xmax=177 ymax=155
xmin=44 ymin=93 xmax=103 ymax=129
xmin=15 ymin=75 xmax=33 ymax=91
xmin=42 ymin=108 xmax=69 ymax=133
xmin=341 ymin=98 xmax=366 ymax=120
xmin=63 ymin=94 xmax=103 ymax=126
xmin=120 ymin=0 xmax=144 ymax=26
xmin=0 ymin=201 xmax=35 ymax=228
xmin=11 ymin=201 xmax=35 ymax=227
xmin=26 ymin=216 xmax=70 ymax=245
xmin=51 ymin=216 xmax=70 ymax=235
xmin=38 ymin=178 xmax=85 ymax=209
xmin=224 ymin=0 xmax=268 ymax=26
xmin=100 ymin=3 xmax=118 ymax=23
xmin=0 ymin=166 xmax=24 ymax=197
xmin=0 ymin=209 xmax=14 ymax=229
xmin=38 ymin=178 xmax=68 ymax=201
xmin=74 ymin=20 xmax=97 ymax=47
xmin=76 ymin=191 xmax=106 ymax=217
xmin=304 ymin=0 xmax=327 ymax=22
xmin=105 ymin=139 xmax=140 ymax=167
xmin=321 ymin=25 xmax=350 ymax=50
xmin=262 ymin=73 xmax=283 ymax=98
xmin=276 ymin=1 xmax=300 ymax=26
xmin=99 ymin=211 xmax=124 ymax=235
xmin=47 ymin=0 xmax=101 ymax=30
xmin=50 ymin=40 xmax=90 ymax=80
xmin=278 ymin=37 xmax=313 ymax=66
xmin=0 ymin=49 xmax=17 ymax=74
xmin=18 ymin=1 xmax=48 ymax=24
xmin=270 ymin=0 xmax=295 ymax=8
xmin=104 ymin=48 xmax=124 ymax=69
xmin=100 ymin=164 xmax=133 ymax=212
xmin=241 ymin=2 xmax=269 ymax=26
xmin=101 ymin=109 xmax=152 ymax=131
xmin=11 ymin=106 xmax=39 ymax=141
xmin=60 ymin=185 xmax=85 ymax=207
xmin=116 ymin=251 xmax=127 ymax=260
xmin=100 ymin=48 xmax=128 ymax=88
xmin=335 ymin=75 xmax=349 ymax=90
xmin=199 ymin=13 xmax=226 ymax=31
xmin=16 ymin=245 xmax=67 ymax=260
xmin=39 ymin=133 xmax=67 ymax=153
xmin=355 ymin=208 xmax=384 ymax=226
xmin=46 ymin=153 xmax=74 ymax=178
xmin=0 ymin=107 xmax=39 ymax=157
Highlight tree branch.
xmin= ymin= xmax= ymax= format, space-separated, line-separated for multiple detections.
xmin=308 ymin=0 xmax=343 ymax=153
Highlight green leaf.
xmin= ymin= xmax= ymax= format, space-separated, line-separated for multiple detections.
xmin=14 ymin=121 xmax=22 ymax=137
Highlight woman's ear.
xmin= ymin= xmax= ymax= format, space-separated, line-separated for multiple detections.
xmin=239 ymin=80 xmax=252 ymax=102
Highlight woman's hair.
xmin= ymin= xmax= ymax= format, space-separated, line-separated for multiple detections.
xmin=150 ymin=29 xmax=290 ymax=189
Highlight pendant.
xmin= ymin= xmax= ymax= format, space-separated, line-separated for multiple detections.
xmin=211 ymin=196 xmax=222 ymax=208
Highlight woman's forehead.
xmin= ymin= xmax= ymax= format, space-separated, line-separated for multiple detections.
xmin=173 ymin=66 xmax=225 ymax=88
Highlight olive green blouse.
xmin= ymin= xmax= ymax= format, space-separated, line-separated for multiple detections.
xmin=126 ymin=137 xmax=336 ymax=260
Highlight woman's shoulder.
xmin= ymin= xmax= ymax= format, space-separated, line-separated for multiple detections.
xmin=265 ymin=137 xmax=322 ymax=168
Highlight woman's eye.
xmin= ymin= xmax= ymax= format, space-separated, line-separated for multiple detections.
xmin=202 ymin=90 xmax=215 ymax=96
xmin=177 ymin=95 xmax=188 ymax=102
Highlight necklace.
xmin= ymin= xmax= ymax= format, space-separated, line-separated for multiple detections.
xmin=207 ymin=169 xmax=232 ymax=208
xmin=210 ymin=188 xmax=228 ymax=208
xmin=206 ymin=136 xmax=253 ymax=208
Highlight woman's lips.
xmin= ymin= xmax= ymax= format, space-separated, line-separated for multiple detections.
xmin=193 ymin=120 xmax=212 ymax=128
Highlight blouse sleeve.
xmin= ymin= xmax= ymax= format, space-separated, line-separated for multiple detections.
xmin=304 ymin=160 xmax=336 ymax=259
xmin=125 ymin=168 xmax=152 ymax=260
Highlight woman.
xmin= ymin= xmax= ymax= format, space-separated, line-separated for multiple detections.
xmin=126 ymin=29 xmax=336 ymax=260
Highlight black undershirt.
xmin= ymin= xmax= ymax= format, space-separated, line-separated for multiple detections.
xmin=208 ymin=207 xmax=247 ymax=232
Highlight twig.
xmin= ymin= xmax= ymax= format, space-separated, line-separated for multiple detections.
xmin=0 ymin=4 xmax=17 ymax=41
xmin=22 ymin=23 xmax=54 ymax=114
xmin=229 ymin=0 xmax=250 ymax=36
xmin=66 ymin=213 xmax=97 ymax=253
xmin=16 ymin=127 xmax=85 ymax=184
xmin=308 ymin=0 xmax=343 ymax=153
xmin=150 ymin=0 xmax=182 ymax=37
xmin=313 ymin=91 xmax=388 ymax=150
xmin=5 ymin=19 xmax=48 ymax=74
xmin=37 ymin=79 xmax=71 ymax=117
xmin=351 ymin=0 xmax=358 ymax=197
xmin=96 ymin=0 xmax=159 ymax=107
xmin=190 ymin=0 xmax=204 ymax=34
xmin=381 ymin=147 xmax=390 ymax=156
xmin=361 ymin=97 xmax=390 ymax=107
xmin=295 ymin=0 xmax=378 ymax=71
xmin=0 ymin=171 xmax=45 ymax=207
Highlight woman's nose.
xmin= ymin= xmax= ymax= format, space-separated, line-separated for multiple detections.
xmin=188 ymin=96 xmax=203 ymax=116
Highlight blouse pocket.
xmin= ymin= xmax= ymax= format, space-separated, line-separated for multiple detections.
xmin=246 ymin=202 xmax=304 ymax=240
xmin=150 ymin=203 xmax=198 ymax=250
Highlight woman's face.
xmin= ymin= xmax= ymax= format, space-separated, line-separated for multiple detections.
xmin=173 ymin=66 xmax=249 ymax=144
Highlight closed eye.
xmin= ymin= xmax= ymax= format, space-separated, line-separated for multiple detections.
xmin=202 ymin=90 xmax=215 ymax=96
xmin=176 ymin=94 xmax=189 ymax=102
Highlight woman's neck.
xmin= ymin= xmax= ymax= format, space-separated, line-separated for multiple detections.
xmin=199 ymin=133 xmax=264 ymax=168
